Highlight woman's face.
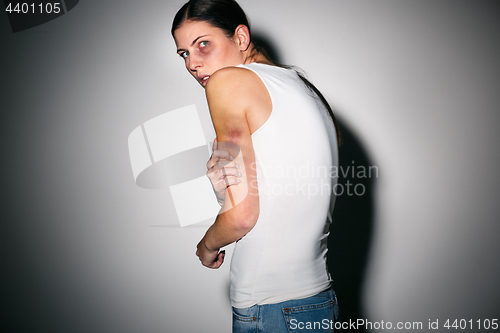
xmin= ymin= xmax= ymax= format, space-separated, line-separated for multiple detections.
xmin=174 ymin=20 xmax=246 ymax=88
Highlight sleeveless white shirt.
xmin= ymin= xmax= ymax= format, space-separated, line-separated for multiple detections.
xmin=230 ymin=63 xmax=338 ymax=308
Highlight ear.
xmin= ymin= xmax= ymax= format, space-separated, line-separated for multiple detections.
xmin=234 ymin=24 xmax=251 ymax=52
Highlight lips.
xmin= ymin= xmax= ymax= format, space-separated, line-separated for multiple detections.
xmin=199 ymin=75 xmax=210 ymax=87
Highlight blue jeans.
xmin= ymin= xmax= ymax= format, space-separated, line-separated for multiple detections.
xmin=232 ymin=288 xmax=340 ymax=333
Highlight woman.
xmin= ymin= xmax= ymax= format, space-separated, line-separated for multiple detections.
xmin=172 ymin=0 xmax=341 ymax=331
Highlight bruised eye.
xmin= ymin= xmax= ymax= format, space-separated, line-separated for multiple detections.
xmin=179 ymin=51 xmax=189 ymax=59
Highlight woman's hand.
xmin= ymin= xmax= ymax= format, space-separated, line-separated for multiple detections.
xmin=196 ymin=238 xmax=225 ymax=269
xmin=206 ymin=138 xmax=242 ymax=206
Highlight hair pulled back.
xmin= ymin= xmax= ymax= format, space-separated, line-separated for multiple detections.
xmin=171 ymin=0 xmax=250 ymax=39
xmin=172 ymin=0 xmax=342 ymax=145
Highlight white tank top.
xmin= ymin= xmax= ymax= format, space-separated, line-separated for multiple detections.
xmin=230 ymin=63 xmax=338 ymax=308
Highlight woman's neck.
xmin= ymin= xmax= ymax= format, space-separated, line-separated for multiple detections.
xmin=243 ymin=44 xmax=274 ymax=66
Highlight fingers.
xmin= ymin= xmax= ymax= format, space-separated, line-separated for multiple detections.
xmin=205 ymin=139 xmax=242 ymax=199
xmin=206 ymin=150 xmax=234 ymax=169
xmin=212 ymin=151 xmax=232 ymax=168
xmin=209 ymin=250 xmax=225 ymax=269
xmin=213 ymin=149 xmax=232 ymax=160
xmin=210 ymin=177 xmax=240 ymax=196
xmin=197 ymin=249 xmax=225 ymax=269
xmin=208 ymin=159 xmax=240 ymax=174
xmin=206 ymin=160 xmax=241 ymax=182
xmin=207 ymin=138 xmax=236 ymax=169
xmin=211 ymin=176 xmax=241 ymax=194
xmin=218 ymin=163 xmax=241 ymax=177
xmin=207 ymin=169 xmax=242 ymax=192
xmin=219 ymin=176 xmax=241 ymax=187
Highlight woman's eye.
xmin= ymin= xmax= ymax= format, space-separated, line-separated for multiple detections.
xmin=200 ymin=41 xmax=209 ymax=48
xmin=179 ymin=51 xmax=189 ymax=59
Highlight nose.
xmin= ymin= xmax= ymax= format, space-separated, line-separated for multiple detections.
xmin=188 ymin=55 xmax=202 ymax=73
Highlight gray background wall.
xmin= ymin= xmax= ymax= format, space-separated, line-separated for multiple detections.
xmin=1 ymin=0 xmax=499 ymax=332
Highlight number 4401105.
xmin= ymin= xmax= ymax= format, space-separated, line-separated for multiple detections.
xmin=5 ymin=3 xmax=61 ymax=14
xmin=444 ymin=319 xmax=498 ymax=330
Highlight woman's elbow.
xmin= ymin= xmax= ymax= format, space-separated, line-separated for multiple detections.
xmin=234 ymin=208 xmax=259 ymax=233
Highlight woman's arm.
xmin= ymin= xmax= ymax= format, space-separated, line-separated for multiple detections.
xmin=196 ymin=66 xmax=267 ymax=268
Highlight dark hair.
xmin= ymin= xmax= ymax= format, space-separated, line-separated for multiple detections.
xmin=172 ymin=0 xmax=250 ymax=38
xmin=172 ymin=0 xmax=342 ymax=145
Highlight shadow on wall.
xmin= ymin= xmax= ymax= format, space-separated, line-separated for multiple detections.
xmin=253 ymin=32 xmax=375 ymax=331
xmin=329 ymin=120 xmax=375 ymax=333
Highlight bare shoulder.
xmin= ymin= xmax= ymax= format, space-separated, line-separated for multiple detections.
xmin=206 ymin=66 xmax=263 ymax=92
xmin=205 ymin=66 xmax=267 ymax=113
